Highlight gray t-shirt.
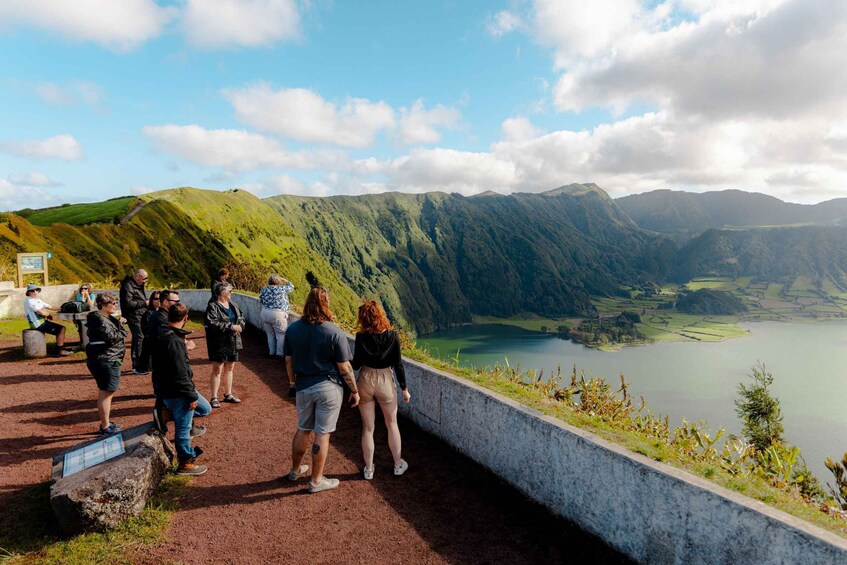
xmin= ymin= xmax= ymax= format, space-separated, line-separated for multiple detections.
xmin=283 ymin=320 xmax=352 ymax=391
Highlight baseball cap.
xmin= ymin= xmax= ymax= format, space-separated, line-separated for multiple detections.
xmin=26 ymin=284 xmax=41 ymax=293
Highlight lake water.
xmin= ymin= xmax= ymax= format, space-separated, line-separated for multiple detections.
xmin=416 ymin=320 xmax=847 ymax=482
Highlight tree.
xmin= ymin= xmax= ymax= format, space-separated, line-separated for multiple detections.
xmin=735 ymin=362 xmax=784 ymax=451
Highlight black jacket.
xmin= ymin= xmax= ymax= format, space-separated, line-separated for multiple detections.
xmin=144 ymin=308 xmax=169 ymax=339
xmin=352 ymin=330 xmax=407 ymax=390
xmin=85 ymin=311 xmax=128 ymax=365
xmin=119 ymin=276 xmax=147 ymax=323
xmin=151 ymin=326 xmax=198 ymax=401
xmin=204 ymin=299 xmax=245 ymax=356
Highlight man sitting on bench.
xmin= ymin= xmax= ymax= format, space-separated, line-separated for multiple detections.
xmin=24 ymin=284 xmax=71 ymax=356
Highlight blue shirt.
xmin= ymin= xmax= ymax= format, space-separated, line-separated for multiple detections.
xmin=260 ymin=283 xmax=294 ymax=311
xmin=283 ymin=320 xmax=351 ymax=391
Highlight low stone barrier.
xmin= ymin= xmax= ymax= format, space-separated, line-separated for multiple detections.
xmin=179 ymin=290 xmax=847 ymax=563
xmin=50 ymin=424 xmax=175 ymax=534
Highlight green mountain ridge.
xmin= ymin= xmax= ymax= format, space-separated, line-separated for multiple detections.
xmin=267 ymin=184 xmax=674 ymax=333
xmin=618 ymin=189 xmax=847 ymax=234
xmin=6 ymin=184 xmax=847 ymax=334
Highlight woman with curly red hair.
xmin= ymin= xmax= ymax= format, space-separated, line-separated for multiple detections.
xmin=352 ymin=300 xmax=410 ymax=480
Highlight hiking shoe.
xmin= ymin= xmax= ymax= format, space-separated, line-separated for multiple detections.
xmin=210 ymin=397 xmax=221 ymax=408
xmin=287 ymin=464 xmax=310 ymax=481
xmin=152 ymin=406 xmax=172 ymax=433
xmin=177 ymin=460 xmax=208 ymax=476
xmin=223 ymin=393 xmax=241 ymax=404
xmin=58 ymin=348 xmax=73 ymax=357
xmin=308 ymin=477 xmax=340 ymax=493
xmin=98 ymin=422 xmax=122 ymax=436
xmin=394 ymin=459 xmax=408 ymax=476
xmin=132 ymin=369 xmax=150 ymax=375
xmin=189 ymin=423 xmax=207 ymax=438
xmin=363 ymin=465 xmax=374 ymax=480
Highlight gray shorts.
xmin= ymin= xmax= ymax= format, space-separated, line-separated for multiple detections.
xmin=296 ymin=379 xmax=343 ymax=434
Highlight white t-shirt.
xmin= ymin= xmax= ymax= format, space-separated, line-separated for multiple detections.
xmin=24 ymin=297 xmax=49 ymax=328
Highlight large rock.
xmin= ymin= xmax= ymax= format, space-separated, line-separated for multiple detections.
xmin=50 ymin=423 xmax=175 ymax=534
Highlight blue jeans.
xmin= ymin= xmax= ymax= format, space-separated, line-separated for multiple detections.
xmin=162 ymin=393 xmax=211 ymax=461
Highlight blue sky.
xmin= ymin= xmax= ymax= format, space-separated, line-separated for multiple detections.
xmin=1 ymin=0 xmax=846 ymax=209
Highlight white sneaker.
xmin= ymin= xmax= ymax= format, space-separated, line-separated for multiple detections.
xmin=308 ymin=477 xmax=340 ymax=493
xmin=393 ymin=459 xmax=408 ymax=476
xmin=363 ymin=465 xmax=374 ymax=480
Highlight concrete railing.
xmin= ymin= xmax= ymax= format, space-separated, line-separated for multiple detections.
xmin=182 ymin=290 xmax=847 ymax=564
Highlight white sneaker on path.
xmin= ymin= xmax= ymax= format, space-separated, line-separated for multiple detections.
xmin=394 ymin=459 xmax=408 ymax=476
xmin=308 ymin=477 xmax=340 ymax=493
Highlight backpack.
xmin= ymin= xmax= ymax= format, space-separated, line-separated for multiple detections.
xmin=60 ymin=301 xmax=84 ymax=314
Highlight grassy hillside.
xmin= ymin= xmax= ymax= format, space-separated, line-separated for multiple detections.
xmin=137 ymin=187 xmax=360 ymax=323
xmin=0 ymin=188 xmax=361 ymax=324
xmin=18 ymin=197 xmax=137 ymax=227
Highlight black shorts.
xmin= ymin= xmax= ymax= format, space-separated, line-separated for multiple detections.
xmin=209 ymin=352 xmax=238 ymax=363
xmin=36 ymin=321 xmax=64 ymax=336
xmin=87 ymin=359 xmax=122 ymax=392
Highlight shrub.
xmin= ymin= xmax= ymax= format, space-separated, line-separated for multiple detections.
xmin=735 ymin=362 xmax=784 ymax=452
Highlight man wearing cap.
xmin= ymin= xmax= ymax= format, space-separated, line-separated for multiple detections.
xmin=23 ymin=284 xmax=71 ymax=356
xmin=120 ymin=269 xmax=148 ymax=374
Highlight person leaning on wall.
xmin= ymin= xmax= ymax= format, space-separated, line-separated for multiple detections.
xmin=259 ymin=273 xmax=294 ymax=359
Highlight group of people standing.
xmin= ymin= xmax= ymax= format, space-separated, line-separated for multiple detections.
xmin=74 ymin=267 xmax=412 ymax=488
xmin=81 ymin=268 xmax=248 ymax=475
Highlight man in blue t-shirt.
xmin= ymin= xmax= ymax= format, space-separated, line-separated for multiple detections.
xmin=283 ymin=287 xmax=359 ymax=494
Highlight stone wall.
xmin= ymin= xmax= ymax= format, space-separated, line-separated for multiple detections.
xmin=180 ymin=290 xmax=847 ymax=563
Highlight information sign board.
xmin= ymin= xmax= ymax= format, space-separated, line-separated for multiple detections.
xmin=20 ymin=255 xmax=44 ymax=271
xmin=62 ymin=434 xmax=125 ymax=478
xmin=16 ymin=252 xmax=49 ymax=287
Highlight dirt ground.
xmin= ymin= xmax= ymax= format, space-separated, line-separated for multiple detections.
xmin=0 ymin=327 xmax=627 ymax=564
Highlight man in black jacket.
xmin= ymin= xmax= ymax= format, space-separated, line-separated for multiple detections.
xmin=151 ymin=303 xmax=210 ymax=476
xmin=119 ymin=269 xmax=148 ymax=374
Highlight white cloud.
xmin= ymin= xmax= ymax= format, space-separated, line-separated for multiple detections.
xmin=225 ymin=84 xmax=395 ymax=148
xmin=486 ymin=10 xmax=526 ymax=38
xmin=238 ymin=174 xmax=308 ymax=197
xmin=225 ymin=84 xmax=461 ymax=148
xmin=463 ymin=0 xmax=847 ymax=203
xmin=533 ymin=0 xmax=644 ymax=65
xmin=396 ymin=100 xmax=461 ymax=145
xmin=142 ymin=124 xmax=345 ymax=171
xmin=8 ymin=172 xmax=63 ymax=187
xmin=0 ymin=178 xmax=59 ymax=211
xmin=182 ymin=0 xmax=300 ymax=49
xmin=334 ymin=108 xmax=847 ymax=202
xmin=0 ymin=0 xmax=175 ymax=52
xmin=549 ymin=0 xmax=847 ymax=120
xmin=131 ymin=185 xmax=157 ymax=196
xmin=0 ymin=135 xmax=84 ymax=160
xmin=362 ymin=148 xmax=517 ymax=195
xmin=34 ymin=81 xmax=104 ymax=107
xmin=501 ymin=116 xmax=543 ymax=142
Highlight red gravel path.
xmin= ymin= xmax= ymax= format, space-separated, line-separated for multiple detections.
xmin=0 ymin=328 xmax=626 ymax=564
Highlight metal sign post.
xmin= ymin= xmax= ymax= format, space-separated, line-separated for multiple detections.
xmin=16 ymin=252 xmax=49 ymax=288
